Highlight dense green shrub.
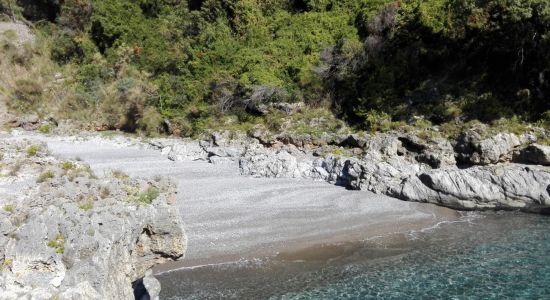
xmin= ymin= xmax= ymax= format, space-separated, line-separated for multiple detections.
xmin=323 ymin=0 xmax=550 ymax=127
xmin=4 ymin=0 xmax=550 ymax=134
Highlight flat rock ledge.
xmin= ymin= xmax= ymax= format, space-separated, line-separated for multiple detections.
xmin=0 ymin=138 xmax=186 ymax=299
xmin=148 ymin=130 xmax=550 ymax=213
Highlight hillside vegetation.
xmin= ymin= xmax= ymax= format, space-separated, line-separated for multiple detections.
xmin=1 ymin=0 xmax=549 ymax=136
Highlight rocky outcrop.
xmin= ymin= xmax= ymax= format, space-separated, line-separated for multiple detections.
xmin=0 ymin=22 xmax=35 ymax=48
xmin=455 ymin=131 xmax=522 ymax=165
xmin=229 ymin=129 xmax=550 ymax=213
xmin=399 ymin=165 xmax=550 ymax=212
xmin=518 ymin=144 xmax=550 ymax=166
xmin=0 ymin=138 xmax=186 ymax=299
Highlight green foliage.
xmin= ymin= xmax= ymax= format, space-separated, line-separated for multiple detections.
xmin=5 ymin=0 xmax=550 ymax=135
xmin=26 ymin=145 xmax=39 ymax=156
xmin=323 ymin=0 xmax=550 ymax=127
xmin=1 ymin=258 xmax=13 ymax=271
xmin=12 ymin=79 xmax=42 ymax=112
xmin=38 ymin=124 xmax=52 ymax=133
xmin=0 ymin=0 xmax=22 ymax=19
xmin=136 ymin=187 xmax=159 ymax=205
xmin=78 ymin=201 xmax=94 ymax=211
xmin=37 ymin=170 xmax=54 ymax=183
xmin=61 ymin=161 xmax=75 ymax=171
xmin=47 ymin=234 xmax=65 ymax=254
xmin=126 ymin=186 xmax=160 ymax=205
xmin=3 ymin=204 xmax=14 ymax=213
xmin=359 ymin=110 xmax=396 ymax=133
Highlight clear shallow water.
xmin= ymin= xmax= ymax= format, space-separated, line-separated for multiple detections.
xmin=158 ymin=212 xmax=550 ymax=299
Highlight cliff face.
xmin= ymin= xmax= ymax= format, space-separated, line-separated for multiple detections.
xmin=0 ymin=138 xmax=186 ymax=299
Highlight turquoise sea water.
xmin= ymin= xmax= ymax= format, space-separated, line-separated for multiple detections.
xmin=158 ymin=212 xmax=550 ymax=299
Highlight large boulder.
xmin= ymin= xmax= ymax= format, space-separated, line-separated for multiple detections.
xmin=518 ymin=144 xmax=550 ymax=166
xmin=398 ymin=135 xmax=456 ymax=168
xmin=239 ymin=144 xmax=316 ymax=178
xmin=455 ymin=131 xmax=522 ymax=165
xmin=400 ymin=165 xmax=550 ymax=212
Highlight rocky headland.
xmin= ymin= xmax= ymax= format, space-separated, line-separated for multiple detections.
xmin=0 ymin=137 xmax=186 ymax=299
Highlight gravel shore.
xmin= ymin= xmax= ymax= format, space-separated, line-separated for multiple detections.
xmin=7 ymin=132 xmax=459 ymax=270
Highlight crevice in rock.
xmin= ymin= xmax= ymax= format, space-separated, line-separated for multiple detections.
xmin=132 ymin=278 xmax=150 ymax=300
xmin=398 ymin=137 xmax=427 ymax=153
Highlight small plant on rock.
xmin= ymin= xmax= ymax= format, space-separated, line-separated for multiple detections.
xmin=3 ymin=204 xmax=14 ymax=213
xmin=61 ymin=161 xmax=75 ymax=171
xmin=38 ymin=124 xmax=51 ymax=133
xmin=37 ymin=170 xmax=55 ymax=183
xmin=47 ymin=234 xmax=65 ymax=254
xmin=1 ymin=258 xmax=13 ymax=271
xmin=135 ymin=187 xmax=160 ymax=205
xmin=26 ymin=145 xmax=40 ymax=156
xmin=112 ymin=170 xmax=129 ymax=180
xmin=78 ymin=201 xmax=94 ymax=211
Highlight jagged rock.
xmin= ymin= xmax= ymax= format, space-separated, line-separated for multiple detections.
xmin=248 ymin=125 xmax=273 ymax=145
xmin=209 ymin=156 xmax=235 ymax=165
xmin=398 ymin=135 xmax=456 ymax=168
xmin=167 ymin=140 xmax=208 ymax=161
xmin=236 ymin=130 xmax=550 ymax=213
xmin=400 ymin=165 xmax=550 ymax=212
xmin=135 ymin=270 xmax=162 ymax=300
xmin=455 ymin=131 xmax=521 ymax=165
xmin=518 ymin=144 xmax=550 ymax=166
xmin=239 ymin=144 xmax=316 ymax=179
xmin=364 ymin=134 xmax=402 ymax=157
xmin=0 ymin=139 xmax=187 ymax=299
xmin=348 ymin=155 xmax=428 ymax=195
xmin=339 ymin=134 xmax=368 ymax=148
xmin=8 ymin=113 xmax=40 ymax=130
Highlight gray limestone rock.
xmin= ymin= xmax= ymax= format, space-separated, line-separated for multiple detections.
xmin=0 ymin=139 xmax=186 ymax=299
xmin=455 ymin=131 xmax=522 ymax=165
xmin=518 ymin=144 xmax=550 ymax=166
xmin=400 ymin=165 xmax=550 ymax=212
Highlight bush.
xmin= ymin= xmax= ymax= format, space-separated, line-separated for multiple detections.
xmin=26 ymin=145 xmax=40 ymax=156
xmin=137 ymin=106 xmax=164 ymax=135
xmin=136 ymin=187 xmax=159 ymax=205
xmin=38 ymin=124 xmax=51 ymax=133
xmin=37 ymin=170 xmax=55 ymax=182
xmin=47 ymin=234 xmax=65 ymax=254
xmin=12 ymin=79 xmax=42 ymax=112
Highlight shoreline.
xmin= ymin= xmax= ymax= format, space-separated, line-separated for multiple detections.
xmin=155 ymin=204 xmax=465 ymax=273
xmin=156 ymin=211 xmax=550 ymax=299
xmin=9 ymin=131 xmax=465 ymax=274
